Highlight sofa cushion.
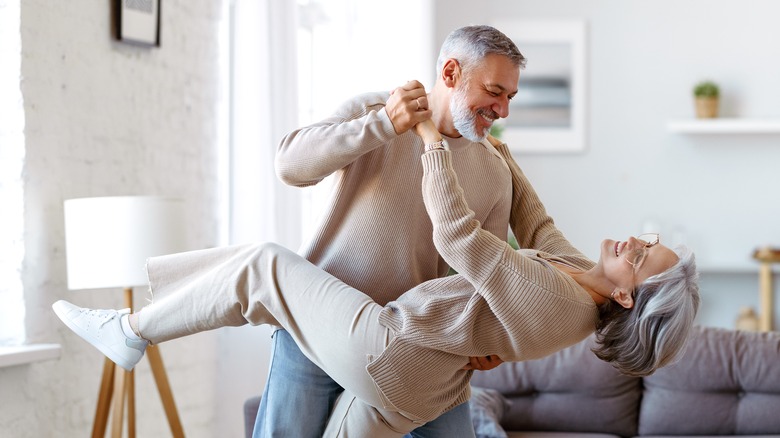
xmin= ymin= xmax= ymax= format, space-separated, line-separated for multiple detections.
xmin=470 ymin=335 xmax=641 ymax=437
xmin=640 ymin=326 xmax=780 ymax=435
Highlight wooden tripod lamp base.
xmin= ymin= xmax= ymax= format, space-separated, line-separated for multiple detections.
xmin=91 ymin=288 xmax=185 ymax=438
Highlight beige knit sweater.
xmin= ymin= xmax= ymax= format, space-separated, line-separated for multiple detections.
xmin=276 ymin=92 xmax=512 ymax=305
xmin=367 ymin=148 xmax=599 ymax=422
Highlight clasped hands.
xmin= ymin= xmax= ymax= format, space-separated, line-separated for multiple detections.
xmin=387 ymin=80 xmax=431 ymax=136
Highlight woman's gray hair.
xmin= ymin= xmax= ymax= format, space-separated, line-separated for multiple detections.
xmin=592 ymin=245 xmax=701 ymax=377
xmin=436 ymin=25 xmax=526 ymax=77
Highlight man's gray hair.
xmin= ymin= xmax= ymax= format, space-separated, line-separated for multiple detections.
xmin=592 ymin=245 xmax=701 ymax=377
xmin=436 ymin=25 xmax=526 ymax=77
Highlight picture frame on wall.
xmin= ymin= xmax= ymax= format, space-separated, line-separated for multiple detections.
xmin=492 ymin=19 xmax=587 ymax=154
xmin=116 ymin=0 xmax=161 ymax=47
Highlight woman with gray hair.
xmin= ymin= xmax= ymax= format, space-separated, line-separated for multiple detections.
xmin=53 ymin=124 xmax=700 ymax=437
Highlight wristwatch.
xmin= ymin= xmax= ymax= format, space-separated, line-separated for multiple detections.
xmin=424 ymin=139 xmax=449 ymax=152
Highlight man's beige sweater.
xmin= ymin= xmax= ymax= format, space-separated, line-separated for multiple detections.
xmin=276 ymin=92 xmax=512 ymax=305
xmin=367 ymin=149 xmax=599 ymax=423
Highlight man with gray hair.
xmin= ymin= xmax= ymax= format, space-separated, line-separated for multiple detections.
xmin=255 ymin=25 xmax=562 ymax=437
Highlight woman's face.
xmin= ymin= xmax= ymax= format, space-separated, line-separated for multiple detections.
xmin=600 ymin=236 xmax=679 ymax=292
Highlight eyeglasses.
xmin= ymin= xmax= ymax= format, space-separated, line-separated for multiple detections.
xmin=625 ymin=233 xmax=660 ymax=272
xmin=624 ymin=233 xmax=660 ymax=299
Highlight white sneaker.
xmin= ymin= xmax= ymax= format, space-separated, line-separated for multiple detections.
xmin=52 ymin=300 xmax=148 ymax=371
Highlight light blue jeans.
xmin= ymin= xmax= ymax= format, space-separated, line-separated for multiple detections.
xmin=252 ymin=329 xmax=475 ymax=438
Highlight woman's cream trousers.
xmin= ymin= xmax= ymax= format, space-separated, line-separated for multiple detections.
xmin=138 ymin=242 xmax=425 ymax=437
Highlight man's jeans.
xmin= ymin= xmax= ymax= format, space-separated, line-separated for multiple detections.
xmin=252 ymin=329 xmax=475 ymax=438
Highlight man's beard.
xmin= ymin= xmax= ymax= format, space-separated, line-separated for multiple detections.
xmin=450 ymin=85 xmax=497 ymax=142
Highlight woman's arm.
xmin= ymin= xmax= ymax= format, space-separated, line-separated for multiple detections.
xmin=415 ymin=121 xmax=511 ymax=287
xmin=421 ymin=150 xmax=509 ymax=286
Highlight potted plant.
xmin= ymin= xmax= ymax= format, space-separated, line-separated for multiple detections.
xmin=693 ymin=80 xmax=719 ymax=118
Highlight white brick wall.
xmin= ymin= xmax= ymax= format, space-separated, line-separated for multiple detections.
xmin=0 ymin=1 xmax=228 ymax=436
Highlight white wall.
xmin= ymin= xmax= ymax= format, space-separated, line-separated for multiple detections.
xmin=0 ymin=1 xmax=227 ymax=436
xmin=434 ymin=0 xmax=780 ymax=329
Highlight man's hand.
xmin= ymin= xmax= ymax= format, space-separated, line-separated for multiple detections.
xmin=462 ymin=355 xmax=504 ymax=371
xmin=387 ymin=80 xmax=431 ymax=135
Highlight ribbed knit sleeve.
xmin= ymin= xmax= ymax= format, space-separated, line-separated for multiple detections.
xmin=421 ymin=150 xmax=508 ymax=287
xmin=275 ymin=92 xmax=398 ymax=187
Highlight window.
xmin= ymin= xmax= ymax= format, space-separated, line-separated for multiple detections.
xmin=0 ymin=0 xmax=26 ymax=346
xmin=294 ymin=0 xmax=434 ymax=240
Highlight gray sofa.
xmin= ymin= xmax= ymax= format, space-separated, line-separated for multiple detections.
xmin=469 ymin=325 xmax=780 ymax=438
xmin=244 ymin=326 xmax=780 ymax=437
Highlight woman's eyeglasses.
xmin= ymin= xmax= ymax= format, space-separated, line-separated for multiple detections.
xmin=626 ymin=233 xmax=660 ymax=272
xmin=625 ymin=233 xmax=660 ymax=298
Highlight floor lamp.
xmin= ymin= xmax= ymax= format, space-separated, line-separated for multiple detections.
xmin=64 ymin=196 xmax=187 ymax=438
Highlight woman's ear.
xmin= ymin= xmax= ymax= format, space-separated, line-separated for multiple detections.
xmin=612 ymin=288 xmax=635 ymax=309
xmin=441 ymin=58 xmax=460 ymax=88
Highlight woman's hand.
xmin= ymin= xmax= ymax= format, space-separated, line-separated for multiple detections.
xmin=413 ymin=119 xmax=443 ymax=145
xmin=462 ymin=355 xmax=504 ymax=371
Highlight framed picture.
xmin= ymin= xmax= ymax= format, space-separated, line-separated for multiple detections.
xmin=116 ymin=0 xmax=161 ymax=47
xmin=493 ymin=20 xmax=587 ymax=153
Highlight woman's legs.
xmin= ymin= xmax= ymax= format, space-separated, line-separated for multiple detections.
xmin=139 ymin=242 xmax=395 ymax=411
xmin=325 ymin=392 xmax=426 ymax=437
xmin=56 ymin=242 xmax=423 ymax=436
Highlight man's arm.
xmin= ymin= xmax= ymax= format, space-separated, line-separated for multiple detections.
xmin=275 ymin=81 xmax=431 ymax=187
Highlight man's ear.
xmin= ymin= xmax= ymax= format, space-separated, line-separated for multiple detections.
xmin=441 ymin=58 xmax=461 ymax=88
xmin=612 ymin=288 xmax=635 ymax=309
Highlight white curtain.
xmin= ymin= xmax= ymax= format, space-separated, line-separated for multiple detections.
xmin=218 ymin=1 xmax=434 ymax=435
xmin=228 ymin=0 xmax=301 ymax=249
xmin=216 ymin=1 xmax=299 ymax=436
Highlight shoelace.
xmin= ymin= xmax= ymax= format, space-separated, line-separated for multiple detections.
xmin=83 ymin=308 xmax=120 ymax=329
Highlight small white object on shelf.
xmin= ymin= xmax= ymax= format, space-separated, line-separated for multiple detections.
xmin=667 ymin=118 xmax=780 ymax=134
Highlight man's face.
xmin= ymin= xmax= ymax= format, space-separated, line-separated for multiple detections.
xmin=449 ymin=54 xmax=519 ymax=142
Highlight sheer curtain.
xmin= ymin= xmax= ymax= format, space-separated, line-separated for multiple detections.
xmin=216 ymin=1 xmax=299 ymax=436
xmin=218 ymin=1 xmax=433 ymax=435
xmin=228 ymin=0 xmax=301 ymax=250
xmin=296 ymin=0 xmax=435 ymax=242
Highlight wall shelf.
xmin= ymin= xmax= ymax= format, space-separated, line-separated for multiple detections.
xmin=667 ymin=118 xmax=780 ymax=134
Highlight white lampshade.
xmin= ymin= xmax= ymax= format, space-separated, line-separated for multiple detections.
xmin=64 ymin=196 xmax=187 ymax=290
